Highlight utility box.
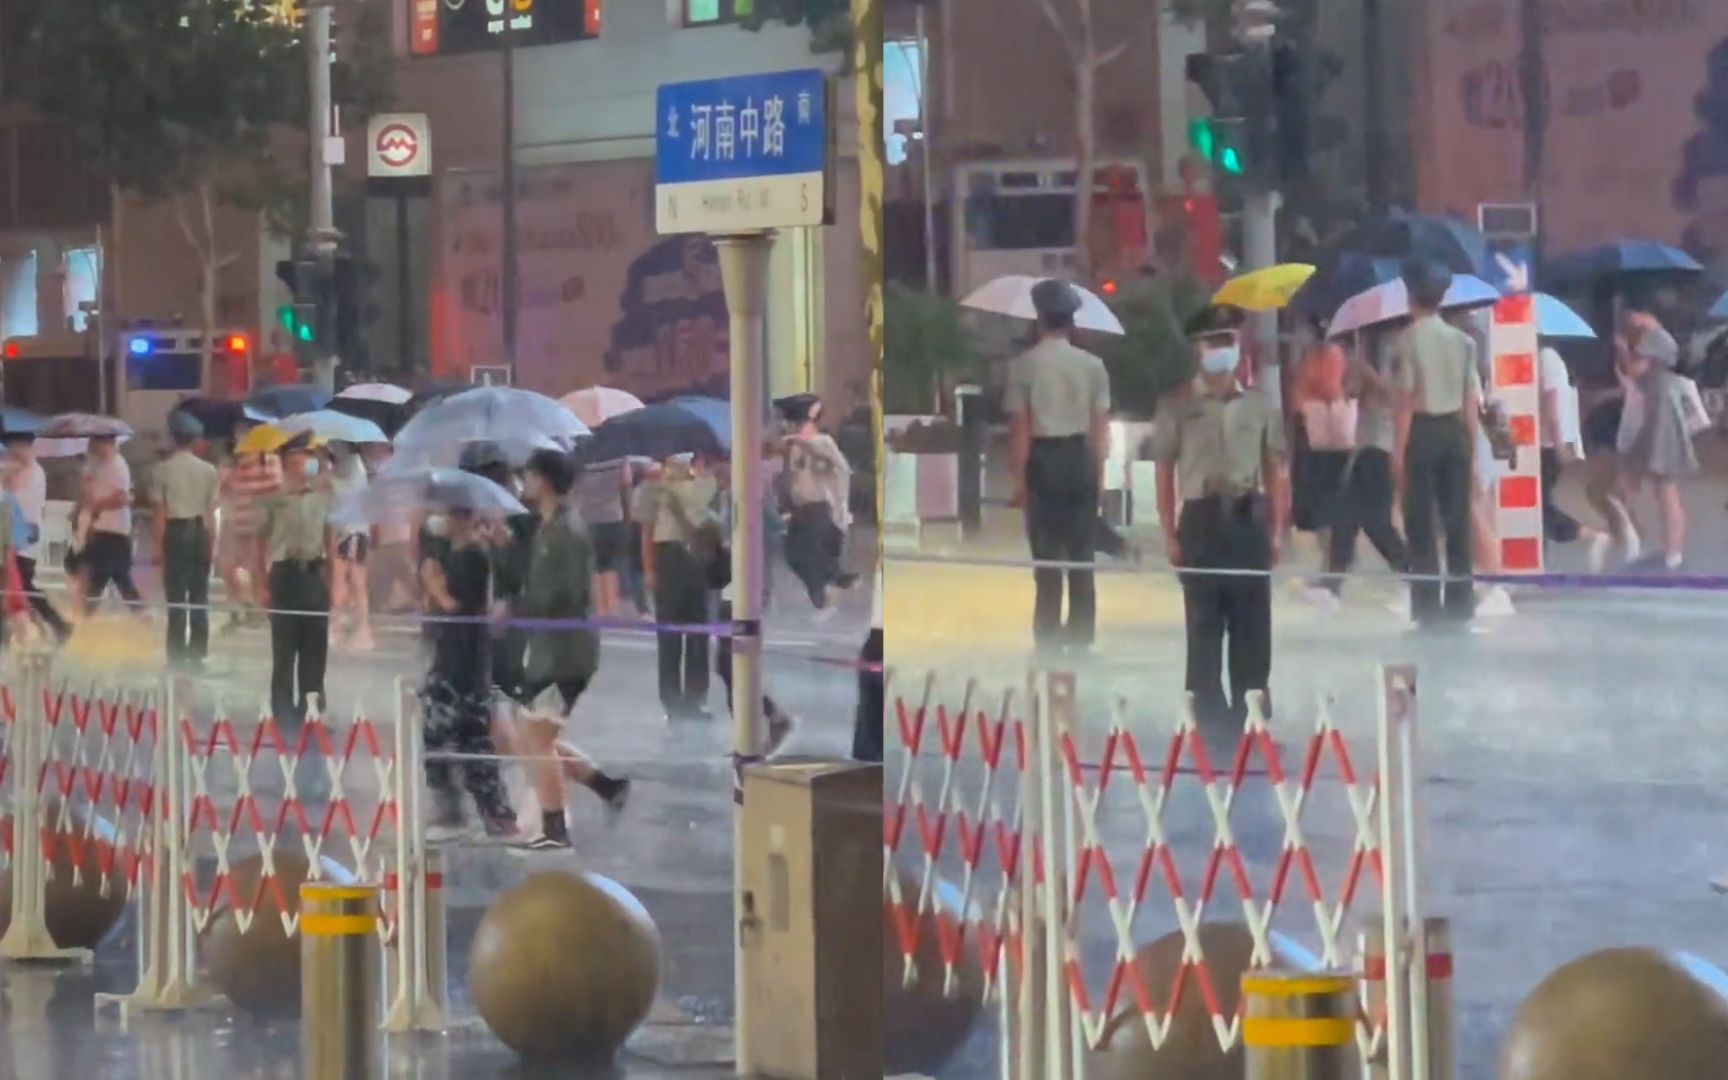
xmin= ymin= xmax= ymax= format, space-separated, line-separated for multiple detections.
xmin=739 ymin=758 xmax=883 ymax=1079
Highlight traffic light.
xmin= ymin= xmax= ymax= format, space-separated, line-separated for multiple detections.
xmin=275 ymin=258 xmax=319 ymax=354
xmin=1185 ymin=41 xmax=1310 ymax=187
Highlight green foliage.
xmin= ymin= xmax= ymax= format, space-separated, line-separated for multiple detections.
xmin=22 ymin=0 xmax=303 ymax=198
xmin=1094 ymin=274 xmax=1212 ymax=417
xmin=742 ymin=0 xmax=854 ymax=64
xmin=884 ymin=283 xmax=978 ymax=414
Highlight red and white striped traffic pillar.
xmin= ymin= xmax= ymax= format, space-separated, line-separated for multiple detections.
xmin=1489 ymin=293 xmax=1545 ymax=575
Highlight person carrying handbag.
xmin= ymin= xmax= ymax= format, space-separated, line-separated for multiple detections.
xmin=636 ymin=453 xmax=721 ymax=722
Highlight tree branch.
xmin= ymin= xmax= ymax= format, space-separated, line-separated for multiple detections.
xmin=1030 ymin=0 xmax=1083 ymax=65
xmin=170 ymin=192 xmax=205 ymax=260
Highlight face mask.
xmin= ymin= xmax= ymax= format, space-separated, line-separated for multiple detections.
xmin=302 ymin=458 xmax=321 ymax=479
xmin=1201 ymin=346 xmax=1240 ymax=377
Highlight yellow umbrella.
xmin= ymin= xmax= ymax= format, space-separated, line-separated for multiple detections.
xmin=1213 ymin=264 xmax=1316 ymax=312
xmin=235 ymin=423 xmax=289 ymax=456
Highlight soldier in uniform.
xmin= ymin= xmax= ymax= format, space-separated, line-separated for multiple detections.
xmin=259 ymin=432 xmax=334 ymax=725
xmin=152 ymin=412 xmax=219 ymax=669
xmin=1006 ymin=278 xmax=1112 ymax=653
xmin=1392 ymin=261 xmax=1481 ymax=628
xmin=1153 ymin=308 xmax=1288 ymax=725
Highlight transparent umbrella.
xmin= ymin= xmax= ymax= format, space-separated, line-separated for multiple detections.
xmin=333 ymin=466 xmax=526 ymax=530
xmin=393 ymin=386 xmax=588 ymax=468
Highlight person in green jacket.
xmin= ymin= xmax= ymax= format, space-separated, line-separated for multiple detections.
xmin=509 ymin=447 xmax=629 ymax=853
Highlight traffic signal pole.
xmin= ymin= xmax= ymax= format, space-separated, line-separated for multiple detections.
xmin=307 ymin=0 xmax=340 ymax=391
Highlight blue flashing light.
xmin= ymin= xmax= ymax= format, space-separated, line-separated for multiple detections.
xmin=128 ymin=337 xmax=152 ymax=357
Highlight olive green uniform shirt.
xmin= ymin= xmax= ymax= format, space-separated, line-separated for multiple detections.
xmin=1395 ymin=315 xmax=1481 ymax=416
xmin=152 ymin=451 xmax=219 ymax=521
xmin=633 ymin=475 xmax=720 ymax=545
xmin=1003 ymin=336 xmax=1112 ymax=438
xmin=1150 ymin=385 xmax=1287 ymax=501
xmin=259 ymin=489 xmax=334 ymax=564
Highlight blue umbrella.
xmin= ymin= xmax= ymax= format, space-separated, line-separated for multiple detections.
xmin=666 ymin=396 xmax=733 ymax=454
xmin=1709 ymin=291 xmax=1728 ymax=321
xmin=1290 ymin=252 xmax=1403 ymax=319
xmin=1533 ymin=293 xmax=1596 ymax=339
xmin=1338 ymin=209 xmax=1490 ymax=276
xmin=0 ymin=406 xmax=44 ymax=436
xmin=584 ymin=402 xmax=726 ymax=464
xmin=247 ymin=383 xmax=332 ymax=420
xmin=1545 ymin=240 xmax=1704 ymax=284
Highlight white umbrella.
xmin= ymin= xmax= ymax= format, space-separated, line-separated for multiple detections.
xmin=561 ymin=386 xmax=645 ymax=429
xmin=278 ymin=409 xmax=389 ymax=445
xmin=35 ymin=414 xmax=135 ymax=460
xmin=960 ymin=274 xmax=1126 ymax=335
xmin=1327 ymin=275 xmax=1501 ymax=339
xmin=337 ymin=383 xmax=413 ymax=405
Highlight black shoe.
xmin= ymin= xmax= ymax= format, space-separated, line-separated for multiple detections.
xmin=835 ymin=571 xmax=860 ymax=591
xmin=593 ymin=775 xmax=631 ymax=819
xmin=510 ymin=832 xmax=573 ymax=854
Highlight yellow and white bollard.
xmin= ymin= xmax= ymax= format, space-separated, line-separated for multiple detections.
xmin=300 ymin=882 xmax=381 ymax=1080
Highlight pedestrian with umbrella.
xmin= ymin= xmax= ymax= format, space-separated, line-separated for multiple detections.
xmin=350 ymin=466 xmax=525 ymax=841
xmin=151 ymin=412 xmax=218 ymax=669
xmin=1005 ymin=279 xmax=1112 ymax=653
xmin=2 ymin=423 xmax=68 ymax=641
xmin=1392 ymin=260 xmax=1482 ymax=629
xmin=634 ymin=451 xmax=721 ymax=722
xmin=76 ymin=426 xmax=142 ymax=610
xmin=259 ymin=432 xmax=335 ymax=726
xmin=777 ymin=393 xmax=856 ymax=614
xmin=1616 ymin=326 xmax=1703 ymax=572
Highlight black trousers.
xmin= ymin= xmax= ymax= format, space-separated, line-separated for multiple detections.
xmin=785 ymin=503 xmax=845 ymax=608
xmin=715 ymin=601 xmax=783 ymax=722
xmin=1324 ymin=448 xmax=1408 ymax=589
xmin=163 ymin=519 xmax=211 ymax=664
xmin=15 ymin=557 xmax=68 ymax=640
xmin=853 ymin=628 xmax=883 ymax=763
xmin=1540 ymin=448 xmax=1582 ymax=544
xmin=1025 ymin=436 xmax=1098 ymax=650
xmin=269 ymin=560 xmax=329 ymax=725
xmin=83 ymin=531 xmax=141 ymax=606
xmin=1177 ymin=495 xmax=1272 ymax=726
xmin=654 ymin=541 xmax=710 ymax=717
xmin=421 ymin=679 xmax=512 ymax=823
xmin=1402 ymin=414 xmax=1475 ymax=626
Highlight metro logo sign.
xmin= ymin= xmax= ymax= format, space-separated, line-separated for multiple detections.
xmin=367 ymin=114 xmax=432 ymax=179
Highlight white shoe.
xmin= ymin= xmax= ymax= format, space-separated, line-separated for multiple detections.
xmin=1606 ymin=497 xmax=1641 ymax=564
xmin=1475 ymin=585 xmax=1516 ymax=618
xmin=1301 ymin=586 xmax=1341 ymax=613
xmin=1587 ymin=533 xmax=1612 ymax=573
xmin=1384 ymin=588 xmax=1412 ymax=619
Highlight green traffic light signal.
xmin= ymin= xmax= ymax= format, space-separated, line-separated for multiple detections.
xmin=1188 ymin=118 xmax=1244 ymax=177
xmin=277 ymin=304 xmax=314 ymax=344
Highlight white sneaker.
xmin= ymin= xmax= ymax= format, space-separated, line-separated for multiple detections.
xmin=1301 ymin=586 xmax=1342 ymax=613
xmin=1587 ymin=533 xmax=1612 ymax=573
xmin=1475 ymin=585 xmax=1516 ymax=618
xmin=1606 ymin=497 xmax=1641 ymax=564
xmin=1384 ymin=588 xmax=1412 ymax=619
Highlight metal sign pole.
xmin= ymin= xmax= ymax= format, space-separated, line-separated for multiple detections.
xmin=715 ymin=230 xmax=774 ymax=1078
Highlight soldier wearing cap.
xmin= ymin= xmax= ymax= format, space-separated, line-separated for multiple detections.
xmin=1006 ymin=278 xmax=1112 ymax=652
xmin=1392 ymin=260 xmax=1481 ymax=627
xmin=259 ymin=432 xmax=335 ymax=724
xmin=776 ymin=392 xmax=856 ymax=611
xmin=153 ymin=411 xmax=219 ymax=668
xmin=1152 ymin=307 xmax=1287 ymax=725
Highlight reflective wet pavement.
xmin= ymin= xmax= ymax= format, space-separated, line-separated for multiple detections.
xmin=890 ymin=552 xmax=1728 ymax=1080
xmin=0 ymin=557 xmax=873 ymax=1080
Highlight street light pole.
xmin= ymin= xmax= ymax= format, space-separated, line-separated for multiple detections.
xmin=501 ymin=40 xmax=520 ymax=385
xmin=306 ymin=0 xmax=339 ymax=390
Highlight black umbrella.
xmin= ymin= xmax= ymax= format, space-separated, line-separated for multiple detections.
xmin=170 ymin=397 xmax=249 ymax=442
xmin=247 ymin=383 xmax=332 ymax=420
xmin=328 ymin=396 xmax=407 ymax=438
xmin=1290 ymin=252 xmax=1404 ymax=320
xmin=583 ymin=402 xmax=725 ymax=464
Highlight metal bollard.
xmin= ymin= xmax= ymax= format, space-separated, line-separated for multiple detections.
xmin=1242 ymin=971 xmax=1361 ymax=1080
xmin=1424 ymin=918 xmax=1454 ymax=1080
xmin=301 ymin=883 xmax=381 ymax=1080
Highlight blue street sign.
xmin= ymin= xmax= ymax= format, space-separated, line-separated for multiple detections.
xmin=655 ymin=68 xmax=833 ymax=235
xmin=1483 ymin=237 xmax=1533 ymax=295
